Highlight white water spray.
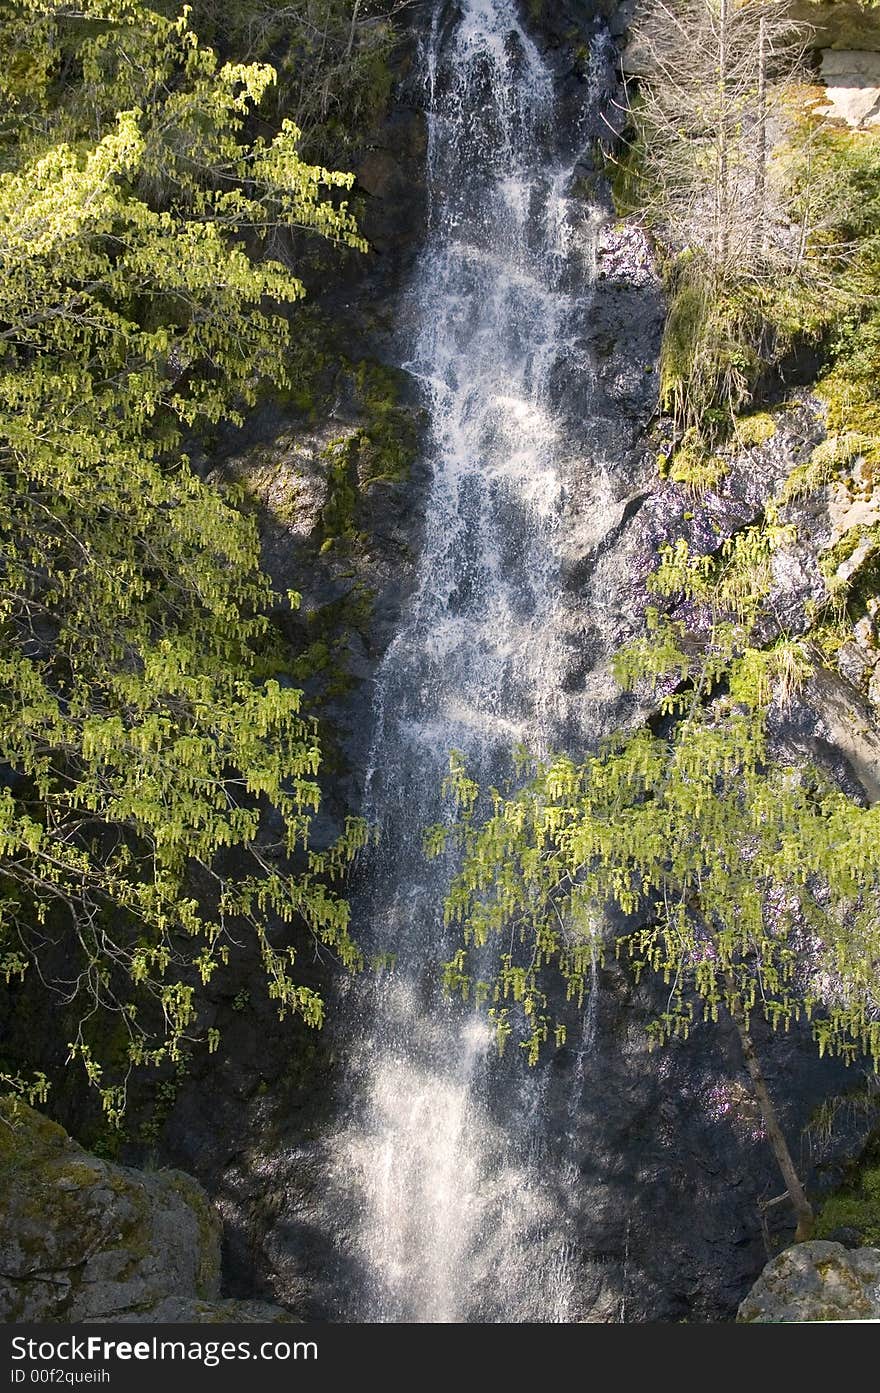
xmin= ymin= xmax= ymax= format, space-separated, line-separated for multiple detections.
xmin=327 ymin=0 xmax=607 ymax=1322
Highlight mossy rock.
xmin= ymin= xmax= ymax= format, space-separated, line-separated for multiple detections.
xmin=816 ymin=1165 xmax=880 ymax=1245
xmin=738 ymin=1240 xmax=880 ymax=1321
xmin=668 ymin=438 xmax=728 ymax=496
xmin=788 ymin=1 xmax=880 ymax=52
xmin=734 ymin=411 xmax=777 ymax=448
xmin=223 ymin=358 xmax=419 ymax=557
xmin=815 ymin=1117 xmax=880 ymax=1247
xmin=0 ymin=1098 xmax=223 ymax=1321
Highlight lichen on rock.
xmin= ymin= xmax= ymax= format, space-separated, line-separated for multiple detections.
xmin=0 ymin=1100 xmax=293 ymax=1323
xmin=737 ymin=1240 xmax=880 ymax=1321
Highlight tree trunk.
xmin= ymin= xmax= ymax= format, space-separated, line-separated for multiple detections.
xmin=715 ymin=0 xmax=730 ymax=270
xmin=344 ymin=0 xmax=361 ymax=62
xmin=726 ymin=988 xmax=814 ymax=1241
xmin=752 ymin=15 xmax=767 ymax=261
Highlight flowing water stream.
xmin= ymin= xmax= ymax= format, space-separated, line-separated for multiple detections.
xmin=325 ymin=0 xmax=607 ymax=1323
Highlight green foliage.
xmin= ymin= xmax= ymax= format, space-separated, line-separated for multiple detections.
xmin=816 ymin=1165 xmax=880 ymax=1246
xmin=781 ymin=433 xmax=871 ymax=503
xmin=169 ymin=0 xmax=399 ymax=162
xmin=0 ymin=0 xmax=371 ymax=1119
xmin=465 ymin=7 xmax=880 ymax=1206
xmin=735 ymin=411 xmax=776 ymax=448
xmin=658 ymin=252 xmax=830 ymax=444
xmin=433 ymin=709 xmax=880 ymax=1065
xmin=634 ymin=63 xmax=880 ymax=459
xmin=429 ymin=507 xmax=880 ymax=1071
xmin=667 ymin=429 xmax=728 ymax=497
xmin=799 ymin=128 xmax=880 ymax=486
xmin=0 ymin=1068 xmax=50 ymax=1109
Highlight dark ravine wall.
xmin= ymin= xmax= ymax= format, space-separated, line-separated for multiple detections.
xmin=5 ymin=0 xmax=880 ymax=1325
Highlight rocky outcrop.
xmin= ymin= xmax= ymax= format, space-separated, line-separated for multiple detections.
xmin=817 ymin=49 xmax=880 ymax=127
xmin=738 ymin=1240 xmax=880 ymax=1321
xmin=789 ymin=1 xmax=880 ymax=54
xmin=0 ymin=1101 xmax=293 ymax=1323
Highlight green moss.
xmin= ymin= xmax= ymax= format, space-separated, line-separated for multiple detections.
xmin=605 ymin=120 xmax=650 ymax=220
xmin=0 ymin=1095 xmax=67 ymax=1166
xmin=820 ymin=522 xmax=880 ymax=581
xmin=658 ymin=261 xmax=772 ymax=442
xmin=352 ymin=361 xmax=419 ymax=486
xmin=788 ymin=0 xmax=880 ymax=51
xmin=817 ymin=1165 xmax=880 ymax=1245
xmin=668 ymin=432 xmax=728 ymax=496
xmin=816 ymin=371 xmax=880 ymax=490
xmin=796 ymin=131 xmax=880 ymax=489
xmin=238 ymin=354 xmax=420 ymax=557
xmin=659 ymin=271 xmax=711 ymax=417
xmin=316 ymin=359 xmax=418 ymax=554
xmin=782 ymin=435 xmax=869 ymax=503
xmin=319 ymin=436 xmax=361 ymax=546
xmin=735 ymin=411 xmax=777 ymax=447
xmin=165 ymin=1172 xmax=221 ymax=1296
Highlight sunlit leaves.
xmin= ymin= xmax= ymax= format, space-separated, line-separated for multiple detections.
xmin=0 ymin=0 xmax=369 ymax=1117
xmin=431 ymin=509 xmax=880 ymax=1073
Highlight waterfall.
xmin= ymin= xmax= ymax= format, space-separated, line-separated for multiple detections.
xmin=324 ymin=0 xmax=607 ymax=1323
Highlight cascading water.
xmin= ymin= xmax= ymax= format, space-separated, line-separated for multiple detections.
xmin=325 ymin=0 xmax=608 ymax=1323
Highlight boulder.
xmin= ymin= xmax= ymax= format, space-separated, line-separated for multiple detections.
xmin=817 ymin=50 xmax=880 ymax=128
xmin=738 ymin=1240 xmax=880 ymax=1322
xmin=0 ymin=1100 xmax=293 ymax=1322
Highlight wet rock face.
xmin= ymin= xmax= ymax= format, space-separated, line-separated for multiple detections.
xmin=0 ymin=1101 xmax=293 ymax=1323
xmin=535 ymin=213 xmax=874 ymax=1319
xmin=356 ymin=106 xmax=430 ymax=258
xmin=738 ymin=1241 xmax=880 ymax=1322
xmin=541 ymin=968 xmax=859 ymax=1323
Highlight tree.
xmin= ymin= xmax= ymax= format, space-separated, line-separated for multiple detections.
xmin=428 ymin=517 xmax=880 ymax=1240
xmin=616 ymin=0 xmax=835 ymax=449
xmin=623 ymin=0 xmax=808 ymax=281
xmin=0 ymin=0 xmax=370 ymax=1120
xmin=174 ymin=0 xmax=410 ymax=163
